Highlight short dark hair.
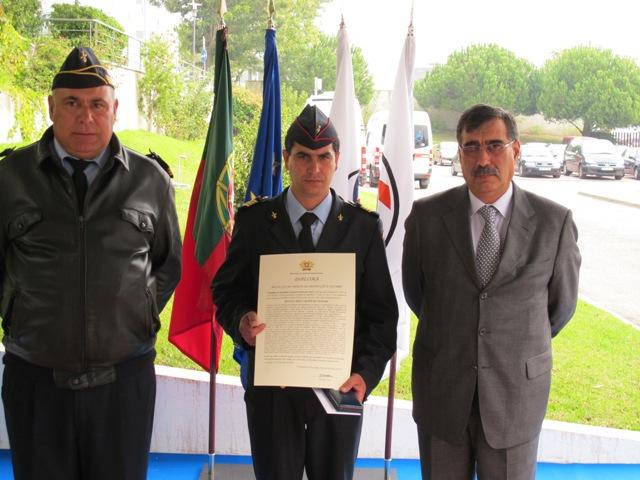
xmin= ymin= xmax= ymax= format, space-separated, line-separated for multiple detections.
xmin=456 ymin=104 xmax=518 ymax=144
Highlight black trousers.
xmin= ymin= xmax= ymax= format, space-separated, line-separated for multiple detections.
xmin=1 ymin=351 xmax=156 ymax=480
xmin=244 ymin=386 xmax=363 ymax=480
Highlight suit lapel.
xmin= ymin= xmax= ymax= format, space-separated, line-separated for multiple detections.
xmin=443 ymin=186 xmax=478 ymax=282
xmin=490 ymin=183 xmax=536 ymax=287
xmin=316 ymin=191 xmax=349 ymax=252
xmin=266 ymin=191 xmax=300 ymax=252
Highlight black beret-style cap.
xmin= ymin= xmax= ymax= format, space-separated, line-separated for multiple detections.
xmin=285 ymin=104 xmax=339 ymax=152
xmin=52 ymin=47 xmax=114 ymax=90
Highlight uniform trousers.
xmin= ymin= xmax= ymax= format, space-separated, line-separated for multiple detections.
xmin=244 ymin=386 xmax=363 ymax=480
xmin=1 ymin=351 xmax=156 ymax=480
xmin=417 ymin=391 xmax=539 ymax=480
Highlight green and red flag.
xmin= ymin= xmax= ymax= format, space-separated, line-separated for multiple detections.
xmin=169 ymin=27 xmax=234 ymax=372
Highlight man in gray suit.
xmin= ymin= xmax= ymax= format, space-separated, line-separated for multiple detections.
xmin=402 ymin=104 xmax=581 ymax=479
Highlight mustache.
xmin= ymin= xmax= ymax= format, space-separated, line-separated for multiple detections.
xmin=472 ymin=166 xmax=499 ymax=177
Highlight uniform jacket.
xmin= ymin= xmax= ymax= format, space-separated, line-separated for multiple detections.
xmin=402 ymin=183 xmax=580 ymax=449
xmin=212 ymin=189 xmax=398 ymax=396
xmin=0 ymin=127 xmax=182 ymax=374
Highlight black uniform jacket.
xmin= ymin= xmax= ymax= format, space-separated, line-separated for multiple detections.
xmin=213 ymin=189 xmax=398 ymax=396
xmin=0 ymin=127 xmax=182 ymax=373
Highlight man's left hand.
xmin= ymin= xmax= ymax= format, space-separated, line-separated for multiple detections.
xmin=339 ymin=373 xmax=366 ymax=403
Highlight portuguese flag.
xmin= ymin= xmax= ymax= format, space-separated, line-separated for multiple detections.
xmin=168 ymin=27 xmax=233 ymax=372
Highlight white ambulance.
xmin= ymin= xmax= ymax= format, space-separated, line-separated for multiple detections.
xmin=364 ymin=110 xmax=434 ymax=189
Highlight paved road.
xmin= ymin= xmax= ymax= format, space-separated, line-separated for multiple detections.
xmin=370 ymin=166 xmax=640 ymax=327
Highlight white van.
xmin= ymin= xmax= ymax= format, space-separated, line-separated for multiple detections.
xmin=364 ymin=110 xmax=434 ymax=189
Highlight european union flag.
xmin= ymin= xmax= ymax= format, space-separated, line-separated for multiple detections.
xmin=244 ymin=28 xmax=282 ymax=201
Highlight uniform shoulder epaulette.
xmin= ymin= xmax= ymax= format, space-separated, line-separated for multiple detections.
xmin=345 ymin=200 xmax=379 ymax=217
xmin=146 ymin=150 xmax=174 ymax=178
xmin=239 ymin=196 xmax=267 ymax=210
xmin=0 ymin=147 xmax=15 ymax=159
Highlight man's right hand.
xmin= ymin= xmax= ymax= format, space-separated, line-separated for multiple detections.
xmin=239 ymin=311 xmax=266 ymax=346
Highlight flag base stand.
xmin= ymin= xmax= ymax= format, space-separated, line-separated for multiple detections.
xmin=198 ymin=454 xmax=214 ymax=480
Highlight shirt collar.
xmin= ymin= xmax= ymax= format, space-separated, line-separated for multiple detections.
xmin=468 ymin=182 xmax=514 ymax=218
xmin=285 ymin=189 xmax=333 ymax=225
xmin=53 ymin=137 xmax=109 ymax=169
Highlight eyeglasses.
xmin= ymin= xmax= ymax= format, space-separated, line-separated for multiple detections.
xmin=459 ymin=140 xmax=516 ymax=157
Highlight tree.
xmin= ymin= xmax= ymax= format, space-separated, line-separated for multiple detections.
xmin=48 ymin=3 xmax=128 ymax=64
xmin=538 ymin=46 xmax=640 ymax=136
xmin=414 ymin=44 xmax=538 ymax=115
xmin=2 ymin=0 xmax=42 ymax=37
xmin=282 ymin=33 xmax=374 ymax=107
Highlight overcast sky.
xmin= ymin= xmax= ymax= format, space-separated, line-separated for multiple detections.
xmin=316 ymin=0 xmax=640 ymax=89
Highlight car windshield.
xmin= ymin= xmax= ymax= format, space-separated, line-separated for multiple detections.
xmin=521 ymin=145 xmax=551 ymax=156
xmin=415 ymin=125 xmax=429 ymax=148
xmin=440 ymin=141 xmax=458 ymax=156
xmin=582 ymin=140 xmax=616 ymax=154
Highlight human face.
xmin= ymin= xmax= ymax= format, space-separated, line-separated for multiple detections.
xmin=284 ymin=142 xmax=339 ymax=210
xmin=48 ymin=86 xmax=118 ymax=160
xmin=459 ymin=118 xmax=520 ymax=204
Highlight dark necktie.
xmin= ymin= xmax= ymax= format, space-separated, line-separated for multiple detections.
xmin=66 ymin=157 xmax=90 ymax=211
xmin=298 ymin=212 xmax=317 ymax=252
xmin=475 ymin=205 xmax=500 ymax=288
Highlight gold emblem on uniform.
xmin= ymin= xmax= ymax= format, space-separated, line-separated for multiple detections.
xmin=79 ymin=49 xmax=88 ymax=63
xmin=315 ymin=124 xmax=322 ymax=136
xmin=299 ymin=260 xmax=314 ymax=271
xmin=338 ymin=213 xmax=344 ymax=222
xmin=271 ymin=211 xmax=277 ymax=220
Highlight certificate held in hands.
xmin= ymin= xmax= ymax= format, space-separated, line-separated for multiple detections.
xmin=254 ymin=253 xmax=355 ymax=390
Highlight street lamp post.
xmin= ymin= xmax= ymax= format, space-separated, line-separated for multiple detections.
xmin=187 ymin=0 xmax=201 ymax=64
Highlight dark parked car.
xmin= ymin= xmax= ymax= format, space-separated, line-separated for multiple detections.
xmin=619 ymin=146 xmax=640 ymax=179
xmin=434 ymin=141 xmax=458 ymax=166
xmin=451 ymin=151 xmax=462 ymax=176
xmin=517 ymin=143 xmax=561 ymax=178
xmin=563 ymin=137 xmax=624 ymax=180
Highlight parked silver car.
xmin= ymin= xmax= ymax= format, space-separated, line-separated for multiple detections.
xmin=517 ymin=143 xmax=562 ymax=178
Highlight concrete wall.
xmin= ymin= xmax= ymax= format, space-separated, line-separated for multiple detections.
xmin=2 ymin=354 xmax=640 ymax=463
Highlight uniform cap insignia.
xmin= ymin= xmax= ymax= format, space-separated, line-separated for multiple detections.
xmin=271 ymin=211 xmax=277 ymax=220
xmin=80 ymin=49 xmax=88 ymax=63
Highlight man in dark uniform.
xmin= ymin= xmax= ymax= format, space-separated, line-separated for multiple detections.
xmin=213 ymin=105 xmax=398 ymax=480
xmin=0 ymin=47 xmax=181 ymax=479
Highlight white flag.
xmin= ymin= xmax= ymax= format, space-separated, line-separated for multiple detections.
xmin=376 ymin=27 xmax=416 ymax=366
xmin=330 ymin=22 xmax=360 ymax=203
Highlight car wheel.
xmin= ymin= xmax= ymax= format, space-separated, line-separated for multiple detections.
xmin=518 ymin=163 xmax=526 ymax=177
xmin=635 ymin=167 xmax=640 ymax=180
xmin=419 ymin=179 xmax=429 ymax=189
xmin=578 ymin=164 xmax=587 ymax=179
xmin=552 ymin=173 xmax=560 ymax=178
xmin=563 ymin=163 xmax=572 ymax=176
xmin=614 ymin=175 xmax=623 ymax=180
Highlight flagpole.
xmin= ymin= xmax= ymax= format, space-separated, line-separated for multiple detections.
xmin=384 ymin=352 xmax=397 ymax=479
xmin=202 ymin=6 xmax=226 ymax=480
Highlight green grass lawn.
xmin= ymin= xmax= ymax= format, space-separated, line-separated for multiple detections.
xmin=4 ymin=130 xmax=638 ymax=432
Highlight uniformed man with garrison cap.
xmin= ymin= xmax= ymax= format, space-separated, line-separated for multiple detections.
xmin=0 ymin=47 xmax=181 ymax=479
xmin=213 ymin=105 xmax=398 ymax=480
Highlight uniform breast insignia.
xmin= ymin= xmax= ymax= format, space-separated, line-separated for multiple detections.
xmin=337 ymin=213 xmax=344 ymax=222
xmin=271 ymin=211 xmax=277 ymax=220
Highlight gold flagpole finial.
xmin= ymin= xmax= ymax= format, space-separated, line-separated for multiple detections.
xmin=218 ymin=0 xmax=227 ymax=28
xmin=340 ymin=13 xmax=345 ymax=29
xmin=267 ymin=0 xmax=276 ymax=29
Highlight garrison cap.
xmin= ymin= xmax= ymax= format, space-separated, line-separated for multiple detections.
xmin=285 ymin=104 xmax=339 ymax=152
xmin=52 ymin=47 xmax=114 ymax=90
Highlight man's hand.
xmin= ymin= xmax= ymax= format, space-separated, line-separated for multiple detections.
xmin=239 ymin=311 xmax=266 ymax=346
xmin=339 ymin=373 xmax=366 ymax=403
